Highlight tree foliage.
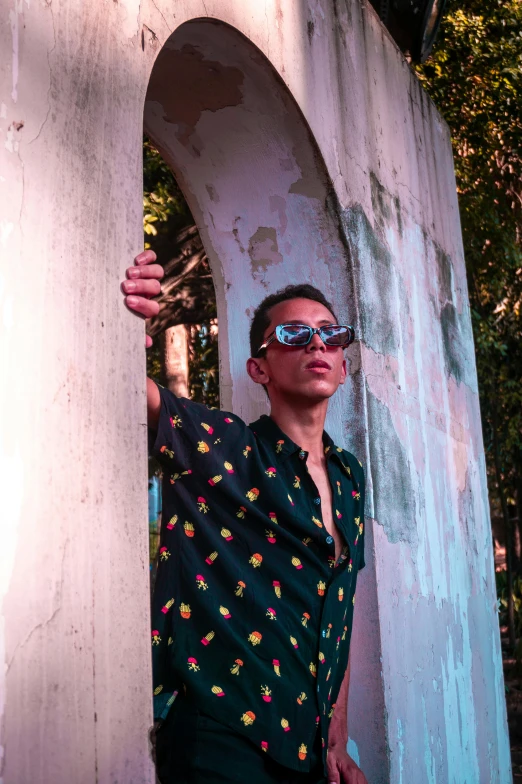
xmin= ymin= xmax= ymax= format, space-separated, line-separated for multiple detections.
xmin=143 ymin=137 xmax=219 ymax=406
xmin=417 ymin=0 xmax=522 ymax=640
xmin=417 ymin=0 xmax=522 ymax=507
xmin=187 ymin=322 xmax=220 ymax=408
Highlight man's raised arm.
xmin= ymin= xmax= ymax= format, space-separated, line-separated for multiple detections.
xmin=121 ymin=249 xmax=164 ymax=429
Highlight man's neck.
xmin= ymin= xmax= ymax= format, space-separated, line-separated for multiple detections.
xmin=269 ymin=397 xmax=328 ymax=463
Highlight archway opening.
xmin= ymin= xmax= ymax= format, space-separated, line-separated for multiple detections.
xmin=143 ymin=16 xmax=382 ymax=778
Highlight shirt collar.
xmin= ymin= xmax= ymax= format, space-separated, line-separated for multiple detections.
xmin=249 ymin=415 xmax=359 ymax=491
xmin=249 ymin=415 xmax=300 ymax=460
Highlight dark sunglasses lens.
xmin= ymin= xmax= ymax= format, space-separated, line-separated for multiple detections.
xmin=278 ymin=325 xmax=312 ymax=345
xmin=321 ymin=326 xmax=352 ymax=346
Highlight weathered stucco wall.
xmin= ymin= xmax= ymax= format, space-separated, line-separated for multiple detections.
xmin=0 ymin=0 xmax=510 ymax=782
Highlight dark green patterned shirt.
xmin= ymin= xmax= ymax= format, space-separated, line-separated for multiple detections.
xmin=150 ymin=386 xmax=365 ymax=773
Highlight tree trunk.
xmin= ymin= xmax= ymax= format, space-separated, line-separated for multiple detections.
xmin=160 ymin=324 xmax=190 ymax=397
xmin=492 ymin=405 xmax=516 ymax=648
xmin=515 ymin=465 xmax=522 ymax=571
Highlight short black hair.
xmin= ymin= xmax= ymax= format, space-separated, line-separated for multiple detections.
xmin=249 ymin=284 xmax=338 ymax=358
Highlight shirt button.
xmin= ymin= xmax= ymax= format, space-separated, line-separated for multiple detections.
xmin=326 ymin=535 xmax=334 ymax=544
xmin=314 ymin=497 xmax=321 ymax=505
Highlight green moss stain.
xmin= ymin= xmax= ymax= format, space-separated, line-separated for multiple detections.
xmin=340 ymin=204 xmax=400 ymax=357
xmin=366 ymin=386 xmax=418 ymax=546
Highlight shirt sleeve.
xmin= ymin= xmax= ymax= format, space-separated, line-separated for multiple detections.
xmin=149 ymin=385 xmax=240 ymax=471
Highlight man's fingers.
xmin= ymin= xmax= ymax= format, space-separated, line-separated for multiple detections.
xmin=337 ymin=759 xmax=368 ymax=784
xmin=125 ymin=295 xmax=160 ymax=320
xmin=326 ymin=756 xmax=340 ymax=784
xmin=134 ymin=249 xmax=157 ymax=265
xmin=127 ymin=263 xmax=164 ymax=280
xmin=122 ymin=278 xmax=162 ymax=297
xmin=122 ymin=253 xmax=161 ymax=334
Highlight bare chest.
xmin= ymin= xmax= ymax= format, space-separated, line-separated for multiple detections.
xmin=306 ymin=461 xmax=344 ymax=561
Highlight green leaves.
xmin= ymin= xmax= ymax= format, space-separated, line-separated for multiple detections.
xmin=143 ymin=137 xmax=219 ymax=406
xmin=143 ymin=137 xmax=192 ymax=248
xmin=418 ymin=1 xmax=522 ymax=570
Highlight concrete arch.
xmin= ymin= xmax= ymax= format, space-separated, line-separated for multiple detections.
xmin=144 ymin=19 xmax=356 ymax=427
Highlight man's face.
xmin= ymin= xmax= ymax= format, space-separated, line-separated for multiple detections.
xmin=248 ymin=297 xmax=347 ymax=404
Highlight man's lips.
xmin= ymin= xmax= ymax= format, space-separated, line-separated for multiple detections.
xmin=305 ymin=360 xmax=331 ymax=371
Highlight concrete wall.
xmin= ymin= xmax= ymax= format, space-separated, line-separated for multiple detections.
xmin=0 ymin=0 xmax=510 ymax=782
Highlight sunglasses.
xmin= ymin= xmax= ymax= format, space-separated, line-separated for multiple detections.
xmin=256 ymin=323 xmax=355 ymax=356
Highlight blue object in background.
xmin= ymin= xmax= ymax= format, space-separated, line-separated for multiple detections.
xmin=148 ymin=474 xmax=163 ymax=580
xmin=148 ymin=475 xmax=162 ymax=525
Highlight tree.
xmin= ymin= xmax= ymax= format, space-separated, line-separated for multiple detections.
xmin=417 ymin=0 xmax=522 ymax=645
xmin=143 ymin=137 xmax=219 ymax=407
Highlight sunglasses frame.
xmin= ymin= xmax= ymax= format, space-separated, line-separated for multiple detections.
xmin=256 ymin=323 xmax=355 ymax=357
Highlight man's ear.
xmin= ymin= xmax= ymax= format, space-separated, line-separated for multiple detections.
xmin=246 ymin=356 xmax=270 ymax=387
xmin=338 ymin=358 xmax=347 ymax=386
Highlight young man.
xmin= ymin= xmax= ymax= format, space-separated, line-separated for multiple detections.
xmin=122 ymin=250 xmax=368 ymax=784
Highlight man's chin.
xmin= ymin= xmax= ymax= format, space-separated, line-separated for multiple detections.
xmin=284 ymin=382 xmax=338 ymax=404
xmin=305 ymin=376 xmax=340 ymax=395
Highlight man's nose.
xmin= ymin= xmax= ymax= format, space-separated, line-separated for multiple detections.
xmin=306 ymin=332 xmax=325 ymax=351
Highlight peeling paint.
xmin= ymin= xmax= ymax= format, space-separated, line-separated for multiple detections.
xmin=119 ymin=0 xmax=141 ymax=40
xmin=205 ymin=183 xmax=219 ymax=202
xmin=397 ymin=718 xmax=404 ymax=784
xmin=4 ymin=126 xmax=18 ymax=154
xmin=279 ymin=157 xmax=293 ymax=172
xmin=247 ymin=226 xmax=283 ymax=281
xmin=288 ymin=175 xmax=323 ymax=199
xmin=146 ymin=42 xmax=244 ymax=146
xmin=421 ymin=695 xmax=436 ymax=784
xmin=269 ymin=194 xmax=287 ymax=235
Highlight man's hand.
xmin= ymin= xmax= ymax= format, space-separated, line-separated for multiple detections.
xmin=327 ymin=745 xmax=368 ymax=784
xmin=122 ymin=250 xmax=164 ymax=347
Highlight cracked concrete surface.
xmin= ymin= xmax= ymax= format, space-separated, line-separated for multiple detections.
xmin=5 ymin=538 xmax=70 ymax=675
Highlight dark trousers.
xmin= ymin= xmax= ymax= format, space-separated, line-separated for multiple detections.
xmin=155 ymin=694 xmax=327 ymax=784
